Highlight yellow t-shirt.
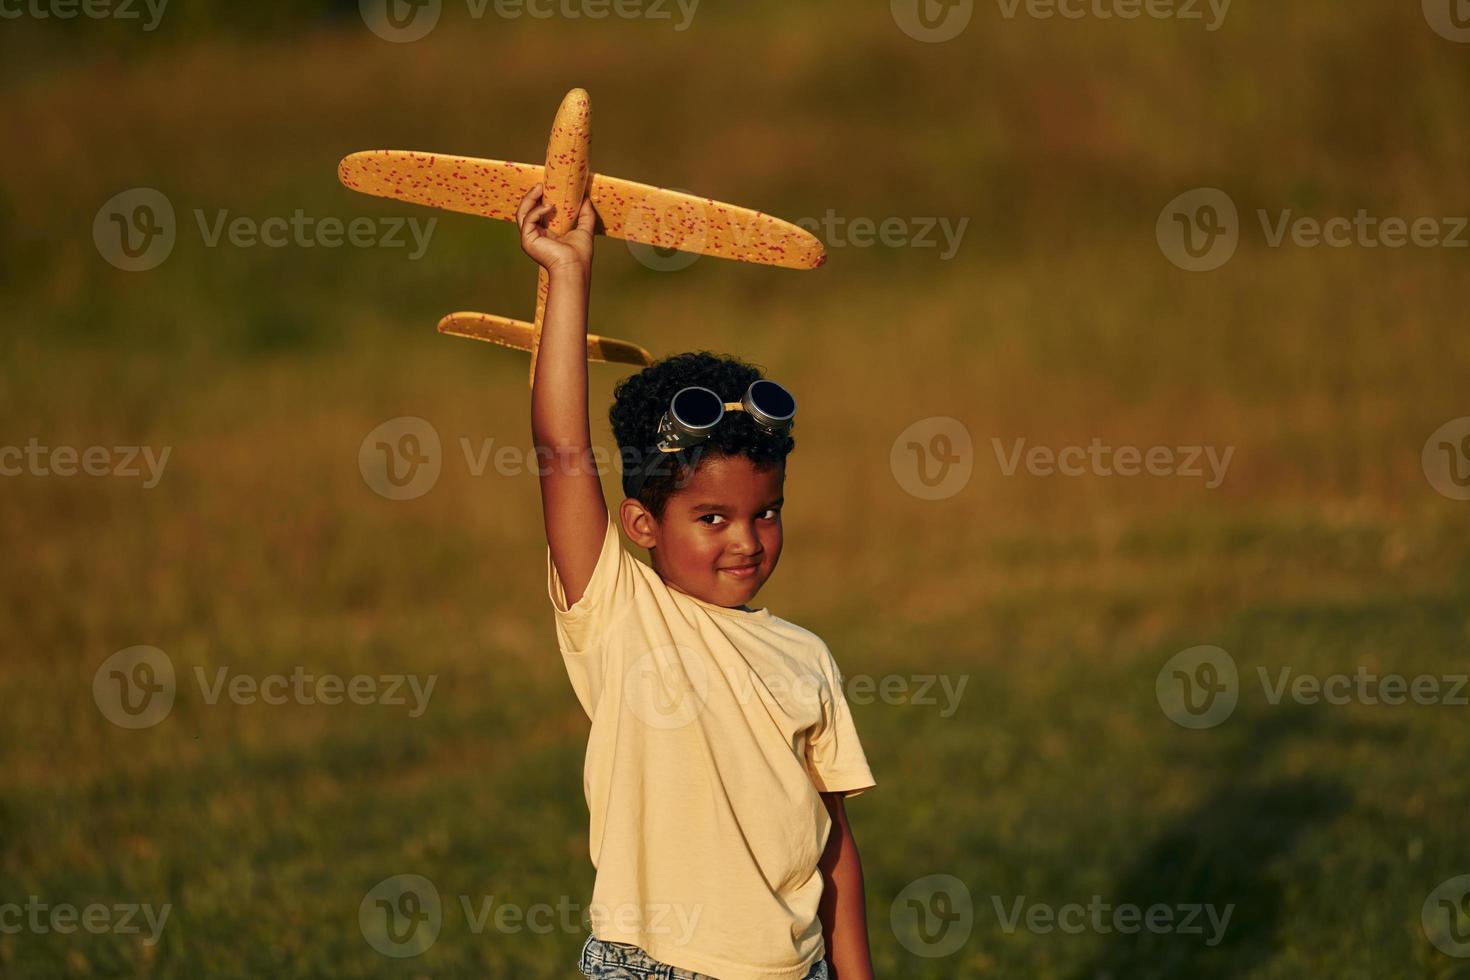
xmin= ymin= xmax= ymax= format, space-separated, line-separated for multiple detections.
xmin=547 ymin=510 xmax=877 ymax=980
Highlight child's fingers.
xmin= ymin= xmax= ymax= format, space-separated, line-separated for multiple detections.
xmin=574 ymin=198 xmax=597 ymax=235
xmin=516 ymin=184 xmax=544 ymax=225
xmin=520 ymin=201 xmax=555 ymax=236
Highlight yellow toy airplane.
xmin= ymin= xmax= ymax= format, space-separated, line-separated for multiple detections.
xmin=337 ymin=87 xmax=826 ymax=387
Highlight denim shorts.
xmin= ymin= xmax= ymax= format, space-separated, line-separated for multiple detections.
xmin=577 ymin=934 xmax=830 ymax=979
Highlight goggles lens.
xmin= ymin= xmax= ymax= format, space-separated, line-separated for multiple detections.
xmin=670 ymin=386 xmax=724 ymax=430
xmin=747 ymin=379 xmax=796 ymax=425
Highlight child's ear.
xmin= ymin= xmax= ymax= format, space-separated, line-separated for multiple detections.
xmin=620 ymin=497 xmax=660 ymax=550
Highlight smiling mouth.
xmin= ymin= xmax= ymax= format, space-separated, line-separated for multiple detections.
xmin=719 ymin=563 xmax=759 ymax=578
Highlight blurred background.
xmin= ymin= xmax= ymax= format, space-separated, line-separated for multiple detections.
xmin=3 ymin=0 xmax=1469 ymax=976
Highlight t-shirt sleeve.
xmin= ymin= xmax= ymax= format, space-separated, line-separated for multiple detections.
xmin=803 ymin=642 xmax=877 ymax=798
xmin=546 ymin=509 xmax=640 ymax=718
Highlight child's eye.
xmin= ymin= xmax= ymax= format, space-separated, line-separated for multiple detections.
xmin=700 ymin=510 xmax=779 ymax=525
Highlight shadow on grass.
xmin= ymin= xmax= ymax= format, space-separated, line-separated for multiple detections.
xmin=1070 ymin=709 xmax=1354 ymax=980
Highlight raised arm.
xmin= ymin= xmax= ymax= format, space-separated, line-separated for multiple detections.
xmin=521 ymin=184 xmax=609 ymax=607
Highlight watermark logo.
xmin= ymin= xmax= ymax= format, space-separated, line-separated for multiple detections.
xmin=1424 ymin=875 xmax=1470 ymax=957
xmin=92 ymin=650 xmax=437 ymax=727
xmin=1157 ymin=187 xmax=1239 ymax=272
xmin=1161 ymin=188 xmax=1470 ymax=270
xmin=94 ymin=188 xmax=176 ymax=272
xmin=357 ymin=877 xmax=702 ymax=953
xmin=360 ymin=417 xmax=443 ymax=501
xmin=1156 ymin=645 xmax=1238 ymax=729
xmin=93 ymin=646 xmax=176 ymax=730
xmin=1423 ymin=0 xmax=1470 ymax=42
xmin=1158 ymin=648 xmax=1466 ymax=728
xmin=1422 ymin=417 xmax=1470 ymax=501
xmin=625 ymin=188 xmax=708 ymax=272
xmin=891 ymin=417 xmax=974 ymax=501
xmin=624 ymin=645 xmax=710 ymax=730
xmin=891 ymin=876 xmax=1232 ymax=955
xmin=891 ymin=0 xmax=973 ymax=42
xmin=356 ymin=425 xmax=719 ymax=500
xmin=891 ymin=874 xmax=973 ymax=957
xmin=360 ymin=0 xmax=441 ymax=41
xmin=360 ymin=874 xmax=442 ymax=958
xmin=94 ymin=188 xmax=437 ymax=270
xmin=361 ymin=0 xmax=697 ymax=39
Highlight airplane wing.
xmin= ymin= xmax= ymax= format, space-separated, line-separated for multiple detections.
xmin=437 ymin=312 xmax=654 ymax=366
xmin=338 ymin=151 xmax=544 ymax=222
xmin=588 ymin=174 xmax=826 ymax=270
xmin=338 ymin=150 xmax=826 ymax=270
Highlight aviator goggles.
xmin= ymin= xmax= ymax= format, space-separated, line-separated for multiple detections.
xmin=623 ymin=380 xmax=796 ymax=499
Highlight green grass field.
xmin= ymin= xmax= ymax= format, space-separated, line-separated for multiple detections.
xmin=3 ymin=2 xmax=1469 ymax=976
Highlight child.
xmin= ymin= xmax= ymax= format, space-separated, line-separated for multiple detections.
xmin=519 ymin=183 xmax=877 ymax=980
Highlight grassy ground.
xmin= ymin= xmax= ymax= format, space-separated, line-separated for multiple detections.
xmin=2 ymin=2 xmax=1469 ymax=976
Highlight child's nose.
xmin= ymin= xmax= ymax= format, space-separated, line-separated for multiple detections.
xmin=729 ymin=524 xmax=762 ymax=554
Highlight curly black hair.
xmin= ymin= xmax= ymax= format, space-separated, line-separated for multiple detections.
xmin=610 ymin=351 xmax=795 ymax=519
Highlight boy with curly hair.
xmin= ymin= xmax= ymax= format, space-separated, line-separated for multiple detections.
xmin=519 ymin=183 xmax=877 ymax=980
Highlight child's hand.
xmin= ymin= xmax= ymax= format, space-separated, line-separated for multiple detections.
xmin=518 ymin=183 xmax=596 ymax=277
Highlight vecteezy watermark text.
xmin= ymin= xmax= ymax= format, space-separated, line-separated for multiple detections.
xmin=994 ymin=0 xmax=1229 ymax=30
xmin=94 ymin=188 xmax=437 ymax=272
xmin=992 ymin=438 xmax=1234 ymax=489
xmin=358 ymin=874 xmax=703 ymax=958
xmin=359 ymin=0 xmax=699 ymax=42
xmin=193 ymin=209 xmax=435 ymax=259
xmin=1257 ymin=210 xmax=1469 ymax=250
xmin=1158 ymin=187 xmax=1470 ymax=271
xmin=359 ymin=418 xmax=720 ymax=501
xmin=1157 ymin=645 xmax=1469 ymax=729
xmin=844 ymin=673 xmax=968 ymax=718
xmin=93 ymin=646 xmax=437 ymax=729
xmin=193 ymin=666 xmax=436 ymax=717
xmin=621 ymin=644 xmax=968 ymax=731
xmin=1 ymin=440 xmax=170 ymax=488
xmin=0 ymin=898 xmax=171 ymax=944
xmin=793 ymin=212 xmax=969 ymax=261
xmin=890 ymin=0 xmax=1226 ymax=43
xmin=0 ymin=0 xmax=167 ymax=30
xmin=888 ymin=875 xmax=1232 ymax=959
xmin=625 ymin=202 xmax=969 ymax=272
xmin=990 ymin=894 xmax=1233 ymax=945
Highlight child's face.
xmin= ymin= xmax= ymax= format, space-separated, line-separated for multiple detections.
xmin=633 ymin=453 xmax=785 ymax=609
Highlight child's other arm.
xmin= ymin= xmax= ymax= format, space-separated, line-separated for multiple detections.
xmin=818 ymin=791 xmax=876 ymax=980
xmin=521 ymin=184 xmax=607 ymax=607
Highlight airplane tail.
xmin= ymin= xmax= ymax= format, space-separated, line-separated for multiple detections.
xmin=437 ymin=312 xmax=655 ymax=387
